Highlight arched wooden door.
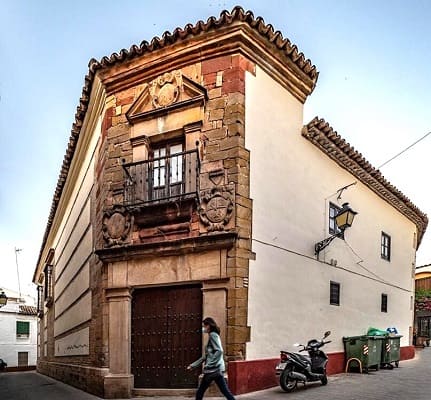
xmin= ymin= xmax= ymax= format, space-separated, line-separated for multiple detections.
xmin=131 ymin=285 xmax=202 ymax=388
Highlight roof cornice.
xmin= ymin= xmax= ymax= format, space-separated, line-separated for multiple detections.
xmin=96 ymin=18 xmax=318 ymax=102
xmin=302 ymin=117 xmax=428 ymax=248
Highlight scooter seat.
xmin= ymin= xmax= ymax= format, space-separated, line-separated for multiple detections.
xmin=290 ymin=353 xmax=311 ymax=365
xmin=297 ymin=354 xmax=311 ymax=363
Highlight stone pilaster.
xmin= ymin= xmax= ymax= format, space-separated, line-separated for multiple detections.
xmin=202 ymin=279 xmax=229 ymax=347
xmin=104 ymin=287 xmax=133 ymax=399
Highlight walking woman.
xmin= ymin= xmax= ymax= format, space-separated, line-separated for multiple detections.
xmin=187 ymin=317 xmax=236 ymax=400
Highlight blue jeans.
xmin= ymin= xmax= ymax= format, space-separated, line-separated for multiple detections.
xmin=196 ymin=371 xmax=236 ymax=400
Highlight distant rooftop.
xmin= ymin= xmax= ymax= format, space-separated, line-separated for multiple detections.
xmin=0 ymin=287 xmax=36 ymax=306
xmin=19 ymin=305 xmax=38 ymax=316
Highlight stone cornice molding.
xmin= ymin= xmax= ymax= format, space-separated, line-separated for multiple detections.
xmin=96 ymin=232 xmax=237 ymax=263
xmin=105 ymin=287 xmax=132 ymax=300
xmin=98 ymin=22 xmax=316 ymax=103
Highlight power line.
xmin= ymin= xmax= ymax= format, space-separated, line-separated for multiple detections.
xmin=344 ymin=239 xmax=389 ymax=284
xmin=252 ymin=238 xmax=411 ymax=292
xmin=378 ymin=131 xmax=431 ymax=169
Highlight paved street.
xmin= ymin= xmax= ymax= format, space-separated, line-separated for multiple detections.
xmin=0 ymin=369 xmax=100 ymax=400
xmin=238 ymin=348 xmax=431 ymax=400
xmin=1 ymin=349 xmax=430 ymax=399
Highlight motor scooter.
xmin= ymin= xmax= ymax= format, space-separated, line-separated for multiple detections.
xmin=275 ymin=331 xmax=332 ymax=392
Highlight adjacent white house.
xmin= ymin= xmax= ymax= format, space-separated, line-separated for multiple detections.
xmin=245 ymin=68 xmax=425 ymax=358
xmin=0 ymin=288 xmax=37 ymax=368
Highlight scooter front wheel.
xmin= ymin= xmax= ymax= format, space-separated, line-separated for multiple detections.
xmin=321 ymin=374 xmax=328 ymax=386
xmin=280 ymin=367 xmax=298 ymax=392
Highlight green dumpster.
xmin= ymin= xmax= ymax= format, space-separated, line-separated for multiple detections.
xmin=381 ymin=335 xmax=402 ymax=368
xmin=343 ymin=336 xmax=383 ymax=373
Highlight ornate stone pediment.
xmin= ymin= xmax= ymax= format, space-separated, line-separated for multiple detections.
xmin=126 ymin=70 xmax=207 ymax=124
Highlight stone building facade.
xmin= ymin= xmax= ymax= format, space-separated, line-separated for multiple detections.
xmin=33 ymin=7 xmax=427 ymax=398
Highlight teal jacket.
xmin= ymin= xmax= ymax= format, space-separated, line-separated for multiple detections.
xmin=190 ymin=331 xmax=225 ymax=373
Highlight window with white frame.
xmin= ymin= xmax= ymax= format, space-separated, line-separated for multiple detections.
xmin=381 ymin=232 xmax=391 ymax=261
xmin=151 ymin=141 xmax=185 ymax=199
xmin=16 ymin=321 xmax=30 ymax=338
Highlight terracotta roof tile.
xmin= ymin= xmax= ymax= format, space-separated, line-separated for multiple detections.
xmin=89 ymin=7 xmax=318 ymax=80
xmin=35 ymin=6 xmax=318 ymax=275
xmin=19 ymin=305 xmax=38 ymax=316
xmin=302 ymin=117 xmax=428 ymax=247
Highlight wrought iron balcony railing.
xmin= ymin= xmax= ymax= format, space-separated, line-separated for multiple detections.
xmin=122 ymin=149 xmax=200 ymax=207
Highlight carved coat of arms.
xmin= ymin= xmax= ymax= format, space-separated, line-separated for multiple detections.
xmin=199 ymin=186 xmax=234 ymax=232
xmin=102 ymin=206 xmax=132 ymax=247
xmin=149 ymin=70 xmax=182 ymax=108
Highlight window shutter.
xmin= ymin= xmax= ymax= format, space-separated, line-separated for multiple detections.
xmin=16 ymin=321 xmax=30 ymax=335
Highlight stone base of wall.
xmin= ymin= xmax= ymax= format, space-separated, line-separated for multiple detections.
xmin=400 ymin=345 xmax=415 ymax=360
xmin=104 ymin=373 xmax=133 ymax=399
xmin=2 ymin=366 xmax=36 ymax=372
xmin=227 ymin=346 xmax=415 ymax=395
xmin=36 ymin=346 xmax=416 ymax=397
xmin=326 ymin=351 xmax=345 ymax=375
xmin=37 ymin=361 xmax=109 ymax=397
xmin=228 ymin=358 xmax=279 ymax=395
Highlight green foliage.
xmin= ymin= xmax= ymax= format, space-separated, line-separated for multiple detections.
xmin=415 ymin=288 xmax=431 ymax=300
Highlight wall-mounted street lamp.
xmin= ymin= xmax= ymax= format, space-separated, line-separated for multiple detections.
xmin=0 ymin=290 xmax=8 ymax=308
xmin=315 ymin=202 xmax=358 ymax=257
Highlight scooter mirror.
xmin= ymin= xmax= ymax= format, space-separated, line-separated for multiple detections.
xmin=293 ymin=343 xmax=300 ymax=347
xmin=323 ymin=331 xmax=331 ymax=338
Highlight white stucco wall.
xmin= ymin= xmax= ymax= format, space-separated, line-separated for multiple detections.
xmin=245 ymin=66 xmax=417 ymax=359
xmin=41 ymin=117 xmax=100 ymax=357
xmin=0 ymin=305 xmax=37 ymax=367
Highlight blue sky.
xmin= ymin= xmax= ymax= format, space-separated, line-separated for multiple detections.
xmin=1 ymin=0 xmax=430 ymax=295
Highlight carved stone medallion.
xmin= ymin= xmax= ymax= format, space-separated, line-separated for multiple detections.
xmin=199 ymin=186 xmax=234 ymax=232
xmin=102 ymin=206 xmax=132 ymax=247
xmin=149 ymin=70 xmax=182 ymax=108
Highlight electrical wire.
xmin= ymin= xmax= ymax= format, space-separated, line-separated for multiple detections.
xmin=343 ymin=239 xmax=390 ymax=284
xmin=377 ymin=131 xmax=431 ymax=169
xmin=251 ymin=238 xmax=411 ymax=293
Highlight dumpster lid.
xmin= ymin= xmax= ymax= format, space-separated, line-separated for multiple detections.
xmin=343 ymin=335 xmax=388 ymax=341
xmin=343 ymin=335 xmax=368 ymax=341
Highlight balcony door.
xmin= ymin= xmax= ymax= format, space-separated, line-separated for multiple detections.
xmin=151 ymin=142 xmax=184 ymax=201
